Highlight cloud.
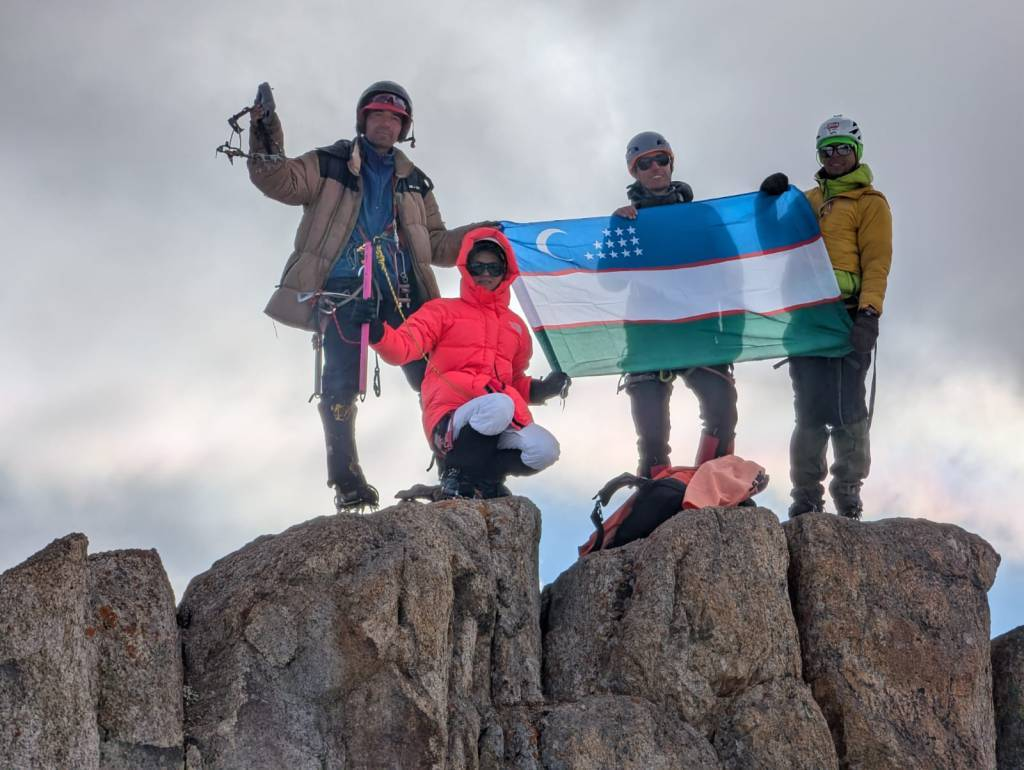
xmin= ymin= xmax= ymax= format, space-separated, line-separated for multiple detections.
xmin=2 ymin=0 xmax=1023 ymax=643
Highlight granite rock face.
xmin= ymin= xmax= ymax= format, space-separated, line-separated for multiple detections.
xmin=992 ymin=624 xmax=1024 ymax=770
xmin=0 ymin=534 xmax=183 ymax=770
xmin=179 ymin=497 xmax=542 ymax=770
xmin=89 ymin=549 xmax=185 ymax=769
xmin=785 ymin=513 xmax=1000 ymax=770
xmin=0 ymin=501 xmax=1006 ymax=769
xmin=541 ymin=506 xmax=838 ymax=769
xmin=0 ymin=534 xmax=99 ymax=769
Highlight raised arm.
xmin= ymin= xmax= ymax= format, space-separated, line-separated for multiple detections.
xmin=246 ymin=109 xmax=322 ymax=207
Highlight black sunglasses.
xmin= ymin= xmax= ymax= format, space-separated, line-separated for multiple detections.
xmin=818 ymin=144 xmax=856 ymax=159
xmin=636 ymin=153 xmax=671 ymax=171
xmin=467 ymin=261 xmax=506 ymax=277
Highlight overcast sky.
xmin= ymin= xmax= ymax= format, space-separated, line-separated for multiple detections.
xmin=2 ymin=0 xmax=1022 ymax=634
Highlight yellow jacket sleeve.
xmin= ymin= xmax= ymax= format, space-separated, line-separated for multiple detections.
xmin=856 ymin=193 xmax=893 ymax=314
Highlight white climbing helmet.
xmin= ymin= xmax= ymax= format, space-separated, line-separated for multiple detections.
xmin=816 ymin=115 xmax=863 ymax=157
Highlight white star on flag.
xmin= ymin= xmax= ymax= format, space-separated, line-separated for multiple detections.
xmin=615 ymin=228 xmax=624 ymax=236
xmin=602 ymin=228 xmax=611 ymax=237
xmin=627 ymin=226 xmax=636 ymax=234
xmin=593 ymin=240 xmax=602 ymax=249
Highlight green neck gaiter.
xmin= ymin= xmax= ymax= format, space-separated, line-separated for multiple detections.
xmin=817 ymin=163 xmax=874 ymax=200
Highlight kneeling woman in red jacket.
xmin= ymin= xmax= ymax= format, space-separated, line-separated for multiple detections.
xmin=354 ymin=227 xmax=569 ymax=498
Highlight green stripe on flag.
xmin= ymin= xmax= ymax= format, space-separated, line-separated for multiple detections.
xmin=535 ymin=304 xmax=853 ymax=376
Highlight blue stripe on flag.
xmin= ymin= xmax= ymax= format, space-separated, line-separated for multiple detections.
xmin=501 ymin=187 xmax=819 ymax=275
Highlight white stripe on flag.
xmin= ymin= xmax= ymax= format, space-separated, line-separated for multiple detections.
xmin=514 ymin=239 xmax=839 ymax=328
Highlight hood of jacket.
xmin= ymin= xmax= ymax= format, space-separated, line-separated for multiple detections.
xmin=456 ymin=226 xmax=521 ymax=310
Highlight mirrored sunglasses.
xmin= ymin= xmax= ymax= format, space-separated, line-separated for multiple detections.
xmin=636 ymin=153 xmax=672 ymax=171
xmin=467 ymin=262 xmax=506 ymax=277
xmin=367 ymin=92 xmax=408 ymax=111
xmin=818 ymin=144 xmax=856 ymax=159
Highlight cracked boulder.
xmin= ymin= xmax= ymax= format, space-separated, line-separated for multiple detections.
xmin=0 ymin=534 xmax=183 ymax=770
xmin=541 ymin=506 xmax=837 ymax=769
xmin=785 ymin=514 xmax=999 ymax=770
xmin=178 ymin=497 xmax=542 ymax=770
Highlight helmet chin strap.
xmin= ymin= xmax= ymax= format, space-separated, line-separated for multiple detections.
xmin=398 ymin=122 xmax=416 ymax=149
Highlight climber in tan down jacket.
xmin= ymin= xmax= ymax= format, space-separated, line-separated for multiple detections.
xmin=247 ymin=80 xmax=490 ymax=512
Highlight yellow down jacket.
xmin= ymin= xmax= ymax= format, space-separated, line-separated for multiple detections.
xmin=804 ymin=184 xmax=892 ymax=315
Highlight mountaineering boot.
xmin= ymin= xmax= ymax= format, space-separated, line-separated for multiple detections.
xmin=830 ymin=418 xmax=870 ymax=520
xmin=472 ymin=476 xmax=513 ymax=500
xmin=788 ymin=487 xmax=825 ymax=518
xmin=318 ymin=399 xmax=379 ymax=512
xmin=789 ymin=422 xmax=828 ymax=519
xmin=439 ymin=466 xmax=467 ymax=499
xmin=439 ymin=426 xmax=501 ymax=499
xmin=694 ymin=430 xmax=735 ymax=465
xmin=626 ymin=374 xmax=673 ymax=477
xmin=459 ymin=448 xmax=539 ymax=498
xmin=833 ymin=493 xmax=863 ymax=520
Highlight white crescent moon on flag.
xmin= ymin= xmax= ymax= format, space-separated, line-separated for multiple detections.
xmin=536 ymin=228 xmax=565 ymax=258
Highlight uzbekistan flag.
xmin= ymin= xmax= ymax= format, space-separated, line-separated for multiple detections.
xmin=503 ymin=187 xmax=852 ymax=377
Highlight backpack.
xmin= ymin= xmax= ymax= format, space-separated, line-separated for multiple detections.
xmin=579 ymin=455 xmax=769 ymax=557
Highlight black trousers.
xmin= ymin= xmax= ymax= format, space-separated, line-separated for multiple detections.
xmin=788 ymin=351 xmax=872 ymax=509
xmin=626 ymin=364 xmax=738 ymax=470
xmin=318 ymin=277 xmax=425 ymax=488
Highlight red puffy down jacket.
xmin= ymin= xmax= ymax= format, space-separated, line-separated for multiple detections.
xmin=372 ymin=227 xmax=534 ymax=441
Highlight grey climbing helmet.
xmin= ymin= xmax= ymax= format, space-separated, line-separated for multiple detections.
xmin=626 ymin=131 xmax=674 ymax=170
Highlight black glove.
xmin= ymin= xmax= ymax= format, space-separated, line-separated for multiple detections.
xmin=529 ymin=372 xmax=571 ymax=404
xmin=253 ymin=82 xmax=275 ymax=125
xmin=850 ymin=309 xmax=879 ymax=353
xmin=759 ymin=172 xmax=789 ymax=196
xmin=348 ymin=299 xmax=385 ymax=343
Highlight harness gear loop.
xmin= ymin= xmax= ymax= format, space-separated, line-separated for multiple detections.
xmin=374 ymin=239 xmax=410 ymax=322
xmin=309 ymin=331 xmax=324 ymax=403
xmin=301 ymin=288 xmax=365 ymax=401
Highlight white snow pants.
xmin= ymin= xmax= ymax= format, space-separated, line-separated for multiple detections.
xmin=451 ymin=393 xmax=560 ymax=470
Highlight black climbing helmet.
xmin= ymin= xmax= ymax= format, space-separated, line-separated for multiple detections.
xmin=356 ymin=80 xmax=414 ymax=142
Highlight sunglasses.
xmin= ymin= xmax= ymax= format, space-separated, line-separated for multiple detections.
xmin=368 ymin=92 xmax=408 ymax=111
xmin=818 ymin=144 xmax=856 ymax=159
xmin=467 ymin=261 xmax=506 ymax=277
xmin=636 ymin=153 xmax=671 ymax=171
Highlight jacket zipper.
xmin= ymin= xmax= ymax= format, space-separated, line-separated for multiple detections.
xmin=317 ymin=177 xmax=362 ymax=275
